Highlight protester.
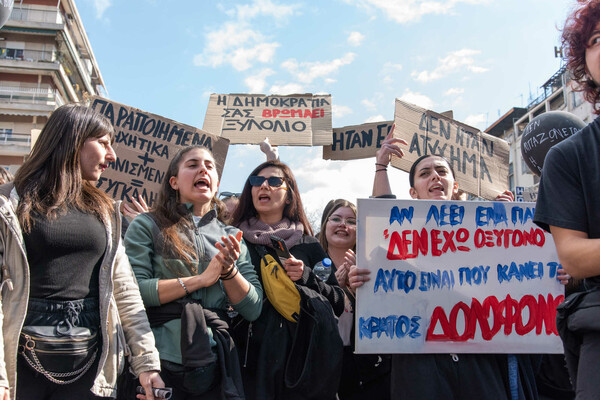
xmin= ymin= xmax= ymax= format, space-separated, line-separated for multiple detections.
xmin=534 ymin=1 xmax=600 ymax=398
xmin=124 ymin=145 xmax=262 ymax=399
xmin=319 ymin=199 xmax=391 ymax=400
xmin=0 ymin=104 xmax=163 ymax=400
xmin=218 ymin=191 xmax=241 ymax=223
xmin=231 ymin=160 xmax=344 ymax=400
xmin=349 ymin=127 xmax=546 ymax=400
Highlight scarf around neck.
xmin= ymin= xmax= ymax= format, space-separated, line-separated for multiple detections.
xmin=238 ymin=217 xmax=304 ymax=249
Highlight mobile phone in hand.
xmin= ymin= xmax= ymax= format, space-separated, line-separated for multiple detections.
xmin=270 ymin=235 xmax=291 ymax=261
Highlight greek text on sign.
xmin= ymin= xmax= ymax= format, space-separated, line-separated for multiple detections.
xmin=90 ymin=97 xmax=229 ymax=207
xmin=355 ymin=198 xmax=563 ymax=354
xmin=323 ymin=121 xmax=393 ymax=160
xmin=203 ymin=93 xmax=332 ymax=146
xmin=392 ymin=100 xmax=510 ymax=200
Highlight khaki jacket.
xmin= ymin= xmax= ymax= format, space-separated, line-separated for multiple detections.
xmin=0 ymin=184 xmax=160 ymax=399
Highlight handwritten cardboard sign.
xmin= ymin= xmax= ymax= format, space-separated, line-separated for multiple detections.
xmin=90 ymin=97 xmax=229 ymax=206
xmin=392 ymin=100 xmax=510 ymax=200
xmin=202 ymin=93 xmax=332 ymax=146
xmin=355 ymin=198 xmax=563 ymax=354
xmin=323 ymin=121 xmax=393 ymax=160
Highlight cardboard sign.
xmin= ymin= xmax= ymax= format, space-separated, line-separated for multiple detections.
xmin=392 ymin=100 xmax=510 ymax=200
xmin=202 ymin=93 xmax=332 ymax=146
xmin=323 ymin=121 xmax=393 ymax=160
xmin=355 ymin=198 xmax=563 ymax=354
xmin=90 ymin=97 xmax=229 ymax=206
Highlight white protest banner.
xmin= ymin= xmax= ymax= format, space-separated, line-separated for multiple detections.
xmin=392 ymin=100 xmax=510 ymax=200
xmin=355 ymin=198 xmax=564 ymax=354
xmin=202 ymin=93 xmax=332 ymax=146
xmin=90 ymin=97 xmax=229 ymax=207
xmin=323 ymin=121 xmax=393 ymax=160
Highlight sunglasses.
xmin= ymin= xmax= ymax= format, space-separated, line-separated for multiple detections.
xmin=249 ymin=176 xmax=286 ymax=188
xmin=328 ymin=216 xmax=357 ymax=226
xmin=219 ymin=191 xmax=241 ymax=199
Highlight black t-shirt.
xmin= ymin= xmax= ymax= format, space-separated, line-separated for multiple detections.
xmin=534 ymin=115 xmax=600 ymax=286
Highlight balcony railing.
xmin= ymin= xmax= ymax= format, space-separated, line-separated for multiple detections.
xmin=0 ymin=48 xmax=57 ymax=63
xmin=0 ymin=132 xmax=31 ymax=148
xmin=9 ymin=5 xmax=63 ymax=25
xmin=0 ymin=87 xmax=65 ymax=107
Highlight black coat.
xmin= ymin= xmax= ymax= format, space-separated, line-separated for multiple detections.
xmin=233 ymin=236 xmax=344 ymax=400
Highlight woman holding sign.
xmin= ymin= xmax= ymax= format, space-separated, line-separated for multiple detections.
xmin=0 ymin=104 xmax=163 ymax=400
xmin=349 ymin=127 xmax=545 ymax=400
xmin=231 ymin=160 xmax=344 ymax=400
xmin=319 ymin=199 xmax=391 ymax=400
xmin=534 ymin=1 xmax=600 ymax=398
xmin=124 ymin=145 xmax=262 ymax=399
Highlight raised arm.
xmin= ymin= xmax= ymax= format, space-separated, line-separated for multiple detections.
xmin=372 ymin=124 xmax=407 ymax=197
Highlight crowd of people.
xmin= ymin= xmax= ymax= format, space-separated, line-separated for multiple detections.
xmin=0 ymin=0 xmax=599 ymax=399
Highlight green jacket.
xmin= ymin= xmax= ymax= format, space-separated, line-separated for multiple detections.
xmin=124 ymin=209 xmax=262 ymax=364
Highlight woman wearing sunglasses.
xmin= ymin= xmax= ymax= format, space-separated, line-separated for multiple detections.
xmin=319 ymin=199 xmax=391 ymax=400
xmin=231 ymin=160 xmax=345 ymax=400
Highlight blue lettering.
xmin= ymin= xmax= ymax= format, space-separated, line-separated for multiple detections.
xmin=390 ymin=206 xmax=414 ymax=226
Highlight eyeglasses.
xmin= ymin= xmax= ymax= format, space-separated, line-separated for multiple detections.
xmin=219 ymin=191 xmax=241 ymax=199
xmin=328 ymin=216 xmax=357 ymax=226
xmin=249 ymin=176 xmax=286 ymax=188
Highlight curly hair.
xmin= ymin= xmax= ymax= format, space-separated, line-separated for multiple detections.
xmin=563 ymin=0 xmax=600 ymax=112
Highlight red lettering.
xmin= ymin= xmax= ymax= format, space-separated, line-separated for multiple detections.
xmin=272 ymin=109 xmax=280 ymax=118
xmin=515 ymin=295 xmax=537 ymax=335
xmin=431 ymin=230 xmax=443 ymax=256
xmin=441 ymin=230 xmax=457 ymax=253
xmin=448 ymin=302 xmax=471 ymax=341
xmin=512 ymin=229 xmax=524 ymax=247
xmin=387 ymin=231 xmax=407 ymax=260
xmin=413 ymin=228 xmax=428 ymax=258
xmin=474 ymin=229 xmax=485 ymax=248
xmin=426 ymin=293 xmax=560 ymax=342
xmin=262 ymin=109 xmax=272 ymax=117
xmin=426 ymin=306 xmax=453 ymax=341
xmin=456 ymin=228 xmax=470 ymax=252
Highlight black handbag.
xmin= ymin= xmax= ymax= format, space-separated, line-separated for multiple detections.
xmin=18 ymin=325 xmax=99 ymax=385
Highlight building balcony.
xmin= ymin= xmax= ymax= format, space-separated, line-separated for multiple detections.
xmin=0 ymin=86 xmax=64 ymax=115
xmin=0 ymin=132 xmax=32 ymax=156
xmin=0 ymin=47 xmax=56 ymax=63
xmin=7 ymin=5 xmax=63 ymax=27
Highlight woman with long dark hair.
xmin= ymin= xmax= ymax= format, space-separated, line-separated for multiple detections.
xmin=231 ymin=160 xmax=344 ymax=400
xmin=124 ymin=145 xmax=262 ymax=399
xmin=0 ymin=104 xmax=163 ymax=400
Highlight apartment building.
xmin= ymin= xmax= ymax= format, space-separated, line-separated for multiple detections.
xmin=0 ymin=0 xmax=106 ymax=170
xmin=485 ymin=66 xmax=595 ymax=197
